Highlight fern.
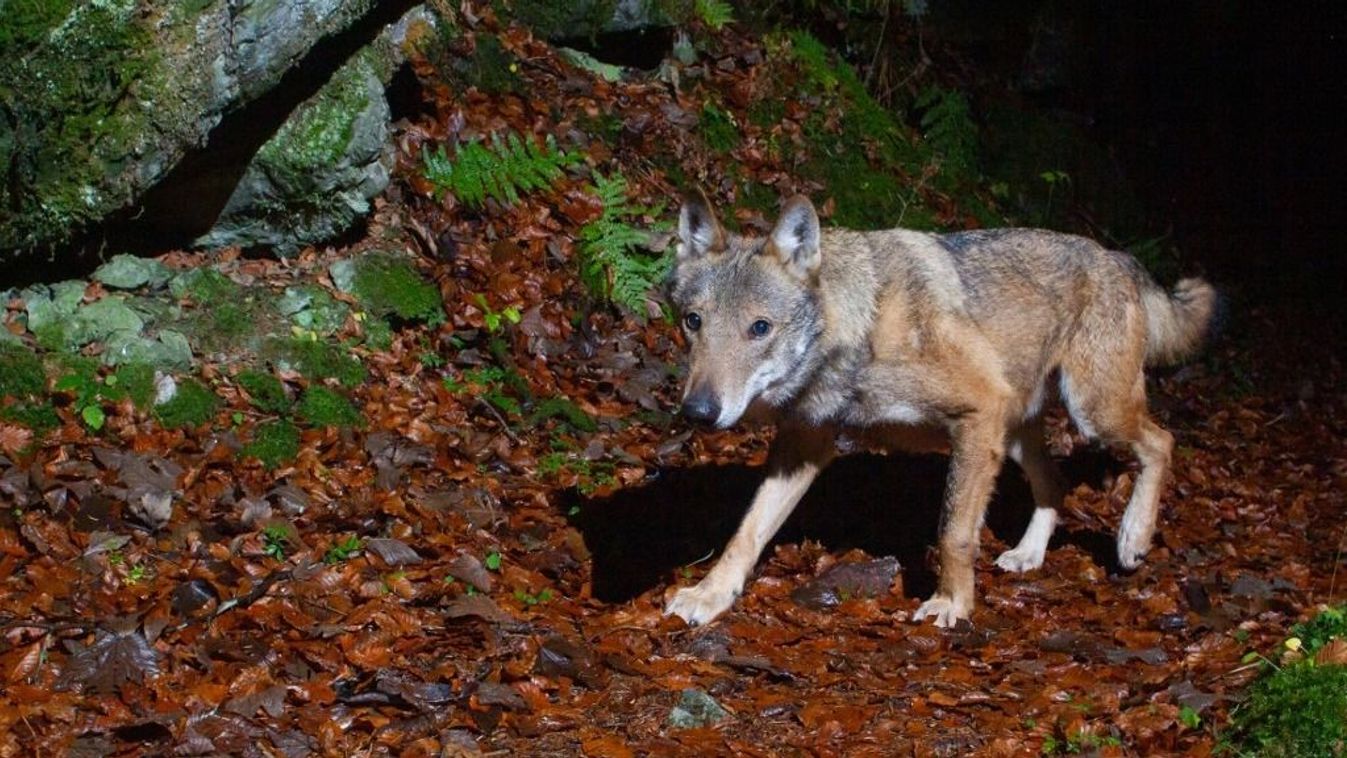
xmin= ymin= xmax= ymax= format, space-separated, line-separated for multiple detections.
xmin=695 ymin=0 xmax=734 ymax=30
xmin=422 ymin=132 xmax=578 ymax=209
xmin=916 ymin=86 xmax=978 ymax=177
xmin=578 ymin=172 xmax=671 ymax=318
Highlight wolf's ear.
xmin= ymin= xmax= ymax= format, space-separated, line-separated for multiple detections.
xmin=677 ymin=189 xmax=725 ymax=261
xmin=770 ymin=195 xmax=821 ymax=278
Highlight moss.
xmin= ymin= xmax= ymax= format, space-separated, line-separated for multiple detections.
xmin=0 ymin=343 xmax=46 ymax=399
xmin=267 ymin=338 xmax=366 ymax=388
xmin=456 ymin=33 xmax=523 ymax=94
xmin=110 ymin=362 xmax=156 ymax=408
xmin=297 ymin=386 xmax=363 ymax=428
xmin=0 ymin=0 xmax=158 ymax=252
xmin=700 ymin=103 xmax=739 ymax=153
xmin=1223 ymin=661 xmax=1347 ymax=757
xmin=172 ymin=269 xmax=240 ymax=304
xmin=350 ymin=255 xmax=443 ymax=324
xmin=362 ymin=318 xmax=393 ymax=350
xmin=772 ymin=31 xmax=944 ymax=231
xmin=0 ymin=402 xmax=61 ymax=438
xmin=242 ymin=420 xmax=300 ymax=469
xmin=256 ymin=54 xmax=372 ymax=175
xmin=527 ymin=397 xmax=597 ymax=433
xmin=153 ymin=378 xmax=218 ymax=429
xmin=0 ymin=0 xmax=78 ymax=51
xmin=237 ymin=370 xmax=290 ymax=415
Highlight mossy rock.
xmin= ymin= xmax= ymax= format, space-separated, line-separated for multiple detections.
xmin=266 ymin=338 xmax=367 ymax=388
xmin=0 ymin=0 xmax=385 ymax=258
xmin=195 ymin=51 xmax=394 ymax=254
xmin=332 ymin=254 xmax=443 ymax=324
xmin=277 ymin=285 xmax=350 ymax=336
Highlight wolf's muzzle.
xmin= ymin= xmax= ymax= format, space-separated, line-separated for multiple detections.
xmin=681 ymin=393 xmax=721 ymax=426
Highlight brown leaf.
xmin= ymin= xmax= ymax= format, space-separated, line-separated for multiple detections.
xmin=1316 ymin=638 xmax=1347 ymax=666
xmin=365 ymin=537 xmax=423 ymax=566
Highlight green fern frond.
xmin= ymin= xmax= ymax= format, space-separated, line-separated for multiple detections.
xmin=916 ymin=86 xmax=978 ymax=177
xmin=695 ymin=0 xmax=735 ymax=30
xmin=577 ymin=172 xmax=672 ymax=319
xmin=422 ymin=131 xmax=578 ymax=209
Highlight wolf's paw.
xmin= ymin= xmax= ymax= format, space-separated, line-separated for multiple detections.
xmin=665 ymin=583 xmax=739 ymax=626
xmin=1116 ymin=538 xmax=1149 ymax=571
xmin=1116 ymin=519 xmax=1152 ymax=571
xmin=913 ymin=594 xmax=972 ymax=628
xmin=995 ymin=546 xmax=1045 ymax=573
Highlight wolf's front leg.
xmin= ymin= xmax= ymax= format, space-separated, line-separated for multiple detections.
xmin=914 ymin=417 xmax=1006 ymax=627
xmin=666 ymin=424 xmax=835 ymax=626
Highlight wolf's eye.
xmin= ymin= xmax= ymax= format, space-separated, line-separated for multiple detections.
xmin=750 ymin=319 xmax=772 ymax=338
xmin=684 ymin=313 xmax=702 ymax=332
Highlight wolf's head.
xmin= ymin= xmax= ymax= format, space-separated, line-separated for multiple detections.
xmin=668 ymin=190 xmax=826 ymax=429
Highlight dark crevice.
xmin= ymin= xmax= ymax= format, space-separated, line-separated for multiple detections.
xmin=555 ymin=26 xmax=676 ymax=71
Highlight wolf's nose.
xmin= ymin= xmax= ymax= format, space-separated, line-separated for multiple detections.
xmin=681 ymin=395 xmax=721 ymax=426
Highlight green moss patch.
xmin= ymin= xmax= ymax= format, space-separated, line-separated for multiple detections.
xmin=267 ymin=338 xmax=366 ymax=388
xmin=110 ymin=362 xmax=156 ymax=408
xmin=242 ymin=419 xmax=301 ymax=469
xmin=153 ymin=378 xmax=219 ymax=429
xmin=237 ymin=370 xmax=291 ymax=415
xmin=1224 ymin=660 xmax=1347 ymax=756
xmin=335 ymin=254 xmax=443 ymax=324
xmin=0 ymin=343 xmax=46 ymax=399
xmin=0 ymin=402 xmax=61 ymax=438
xmin=297 ymin=386 xmax=363 ymax=428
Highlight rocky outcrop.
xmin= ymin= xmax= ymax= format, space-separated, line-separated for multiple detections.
xmin=0 ymin=0 xmax=414 ymax=260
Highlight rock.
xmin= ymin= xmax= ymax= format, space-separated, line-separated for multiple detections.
xmin=0 ymin=0 xmax=426 ymax=259
xmin=93 ymin=256 xmax=172 ymax=290
xmin=666 ymin=688 xmax=729 ymax=729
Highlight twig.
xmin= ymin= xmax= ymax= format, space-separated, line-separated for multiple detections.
xmin=474 ymin=398 xmax=520 ymax=443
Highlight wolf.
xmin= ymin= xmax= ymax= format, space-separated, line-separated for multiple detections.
xmin=663 ymin=190 xmax=1218 ymax=628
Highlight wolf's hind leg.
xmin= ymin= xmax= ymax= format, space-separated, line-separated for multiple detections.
xmin=665 ymin=424 xmax=835 ymax=626
xmin=996 ymin=417 xmax=1067 ymax=573
xmin=1061 ymin=368 xmax=1174 ymax=571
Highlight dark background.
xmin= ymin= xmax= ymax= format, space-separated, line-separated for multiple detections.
xmin=977 ymin=1 xmax=1346 ymax=313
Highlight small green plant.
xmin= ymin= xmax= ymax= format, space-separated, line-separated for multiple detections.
xmin=262 ymin=523 xmax=293 ymax=560
xmin=324 ymin=535 xmax=363 ymax=564
xmin=297 ymin=386 xmax=363 ymax=428
xmin=443 ymin=365 xmax=525 ymax=417
xmin=527 ymin=397 xmax=597 ymax=433
xmin=1040 ymin=169 xmax=1071 ymax=223
xmin=513 ymin=587 xmax=555 ymax=606
xmin=473 ymin=294 xmax=521 ymax=333
xmin=1179 ymin=704 xmax=1202 ymax=730
xmin=1042 ymin=729 xmax=1121 ymax=755
xmin=53 ymin=357 xmax=107 ymax=431
xmin=423 ymin=132 xmax=579 ymax=209
xmin=484 ymin=551 xmax=502 ymax=571
xmin=237 ymin=369 xmax=290 ymax=414
xmin=578 ymin=171 xmax=671 ymax=317
xmin=242 ymin=420 xmax=301 ymax=469
xmin=125 ymin=562 xmax=149 ymax=585
xmin=154 ymin=378 xmax=219 ymax=429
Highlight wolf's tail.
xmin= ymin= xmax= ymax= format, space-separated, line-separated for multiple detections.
xmin=1141 ymin=277 xmax=1221 ymax=366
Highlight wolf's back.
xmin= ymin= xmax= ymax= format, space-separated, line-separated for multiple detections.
xmin=1140 ymin=278 xmax=1220 ymax=366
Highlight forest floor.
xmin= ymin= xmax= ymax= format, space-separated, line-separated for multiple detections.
xmin=2 ymin=10 xmax=1346 ymax=757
